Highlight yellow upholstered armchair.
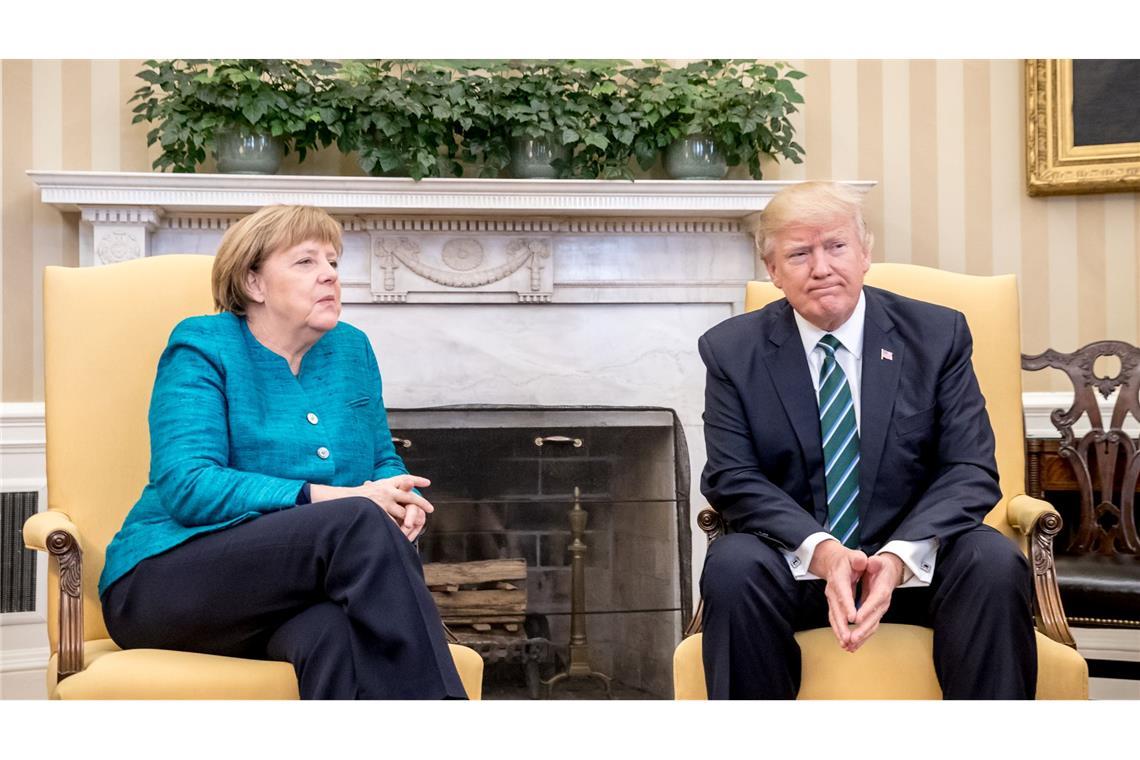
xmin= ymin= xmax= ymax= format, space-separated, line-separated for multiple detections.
xmin=24 ymin=255 xmax=483 ymax=699
xmin=674 ymin=263 xmax=1088 ymax=699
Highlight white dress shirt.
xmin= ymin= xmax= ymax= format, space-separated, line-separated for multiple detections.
xmin=779 ymin=290 xmax=939 ymax=588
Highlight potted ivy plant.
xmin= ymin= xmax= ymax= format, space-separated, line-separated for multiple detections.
xmin=131 ymin=59 xmax=341 ymax=174
xmin=636 ymin=60 xmax=806 ymax=180
xmin=605 ymin=61 xmax=668 ymax=179
xmin=558 ymin=60 xmax=647 ymax=180
xmin=465 ymin=60 xmax=618 ymax=179
xmin=448 ymin=62 xmax=510 ymax=178
xmin=334 ymin=60 xmax=466 ymax=180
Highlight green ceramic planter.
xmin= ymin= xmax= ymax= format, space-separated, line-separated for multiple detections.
xmin=213 ymin=127 xmax=283 ymax=175
xmin=664 ymin=133 xmax=727 ymax=180
xmin=509 ymin=135 xmax=567 ymax=179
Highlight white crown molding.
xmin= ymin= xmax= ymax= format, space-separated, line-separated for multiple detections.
xmin=150 ymin=215 xmax=749 ymax=235
xmin=160 ymin=214 xmax=245 ymax=230
xmin=345 ymin=217 xmax=746 ymax=234
xmin=80 ymin=207 xmax=162 ymax=226
xmin=0 ymin=403 xmax=47 ymax=449
xmin=0 ymin=402 xmax=48 ymax=421
xmin=6 ymin=394 xmax=1134 ymax=446
xmin=1023 ymin=392 xmax=1073 ymax=438
xmin=1022 ymin=390 xmax=1140 ymax=438
xmin=28 ymin=170 xmax=875 ymax=218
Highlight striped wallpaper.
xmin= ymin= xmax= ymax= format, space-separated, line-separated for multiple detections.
xmin=2 ymin=59 xmax=1138 ymax=400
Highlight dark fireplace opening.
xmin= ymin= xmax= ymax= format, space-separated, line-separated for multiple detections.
xmin=388 ymin=405 xmax=691 ymax=699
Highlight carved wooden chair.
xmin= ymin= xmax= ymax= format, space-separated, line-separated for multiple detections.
xmin=23 ymin=255 xmax=483 ymax=698
xmin=673 ymin=264 xmax=1088 ymax=699
xmin=1022 ymin=341 xmax=1140 ymax=632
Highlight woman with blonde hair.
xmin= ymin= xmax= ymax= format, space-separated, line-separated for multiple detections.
xmin=99 ymin=205 xmax=465 ymax=699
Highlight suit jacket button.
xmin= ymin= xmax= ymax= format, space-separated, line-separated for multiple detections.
xmin=307 ymin=412 xmax=319 ymax=425
xmin=317 ymin=446 xmax=330 ymax=459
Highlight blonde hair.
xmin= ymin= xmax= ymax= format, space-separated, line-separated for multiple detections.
xmin=755 ymin=181 xmax=874 ymax=261
xmin=212 ymin=205 xmax=343 ymax=315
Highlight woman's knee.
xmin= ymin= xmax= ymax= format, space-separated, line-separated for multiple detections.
xmin=316 ymin=495 xmax=420 ymax=579
xmin=321 ymin=496 xmax=400 ymax=536
xmin=324 ymin=495 xmax=380 ymax=517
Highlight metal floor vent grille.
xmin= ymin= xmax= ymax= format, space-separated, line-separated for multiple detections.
xmin=2 ymin=491 xmax=38 ymax=613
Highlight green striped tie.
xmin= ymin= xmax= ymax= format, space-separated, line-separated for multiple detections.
xmin=817 ymin=334 xmax=860 ymax=549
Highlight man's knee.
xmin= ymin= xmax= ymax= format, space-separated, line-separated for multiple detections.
xmin=701 ymin=533 xmax=789 ymax=603
xmin=941 ymin=526 xmax=1031 ymax=603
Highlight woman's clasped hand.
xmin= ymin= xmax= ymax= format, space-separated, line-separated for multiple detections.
xmin=310 ymin=475 xmax=434 ymax=541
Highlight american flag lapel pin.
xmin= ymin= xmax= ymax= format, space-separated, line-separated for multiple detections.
xmin=880 ymin=348 xmax=894 ymax=361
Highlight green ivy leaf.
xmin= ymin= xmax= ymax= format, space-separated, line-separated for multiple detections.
xmin=583 ymin=131 xmax=608 ymax=149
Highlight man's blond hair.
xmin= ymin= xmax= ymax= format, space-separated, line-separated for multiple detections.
xmin=755 ymin=181 xmax=873 ymax=261
xmin=212 ymin=205 xmax=343 ymax=315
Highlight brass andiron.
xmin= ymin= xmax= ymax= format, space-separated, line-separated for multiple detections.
xmin=542 ymin=486 xmax=613 ymax=698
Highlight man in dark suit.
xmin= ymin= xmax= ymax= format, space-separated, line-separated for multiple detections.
xmin=698 ymin=181 xmax=1036 ymax=699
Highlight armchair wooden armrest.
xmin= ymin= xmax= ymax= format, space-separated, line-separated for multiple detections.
xmin=695 ymin=507 xmax=725 ymax=542
xmin=23 ymin=509 xmax=81 ymax=550
xmin=1007 ymin=493 xmax=1059 ymax=534
xmin=683 ymin=508 xmax=726 ymax=636
xmin=22 ymin=510 xmax=85 ymax=679
xmin=1006 ymin=494 xmax=1075 ymax=648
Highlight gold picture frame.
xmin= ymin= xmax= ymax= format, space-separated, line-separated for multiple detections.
xmin=1025 ymin=59 xmax=1140 ymax=196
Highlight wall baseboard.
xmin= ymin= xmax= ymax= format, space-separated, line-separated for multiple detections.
xmin=1072 ymin=627 xmax=1140 ymax=663
xmin=1090 ymin=677 xmax=1140 ymax=699
xmin=0 ymin=668 xmax=48 ymax=699
xmin=0 ymin=647 xmax=49 ymax=700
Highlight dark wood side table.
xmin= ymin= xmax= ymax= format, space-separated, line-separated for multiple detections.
xmin=1025 ymin=437 xmax=1082 ymax=498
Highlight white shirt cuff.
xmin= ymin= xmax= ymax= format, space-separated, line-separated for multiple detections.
xmin=780 ymin=532 xmax=836 ymax=581
xmin=781 ymin=534 xmax=939 ymax=587
xmin=877 ymin=538 xmax=940 ymax=587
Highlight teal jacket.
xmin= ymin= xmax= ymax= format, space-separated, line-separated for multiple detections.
xmin=99 ymin=312 xmax=410 ymax=596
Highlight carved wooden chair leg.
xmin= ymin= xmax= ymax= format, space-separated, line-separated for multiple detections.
xmin=1028 ymin=512 xmax=1077 ymax=647
xmin=685 ymin=508 xmax=724 ymax=638
xmin=48 ymin=529 xmax=84 ymax=680
xmin=443 ymin=622 xmax=460 ymax=645
xmin=684 ymin=599 xmax=704 ymax=637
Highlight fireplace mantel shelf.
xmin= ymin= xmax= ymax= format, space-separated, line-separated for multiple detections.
xmin=29 ymin=170 xmax=874 ymax=219
xmin=28 ymin=170 xmax=876 ymax=305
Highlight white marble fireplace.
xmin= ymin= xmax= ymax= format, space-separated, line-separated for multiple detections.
xmin=30 ymin=171 xmax=875 ymax=636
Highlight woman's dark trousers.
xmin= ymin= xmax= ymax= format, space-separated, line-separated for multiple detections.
xmin=102 ymin=497 xmax=467 ymax=699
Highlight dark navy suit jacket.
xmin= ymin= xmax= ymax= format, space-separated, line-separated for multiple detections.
xmin=698 ymin=285 xmax=1002 ymax=556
